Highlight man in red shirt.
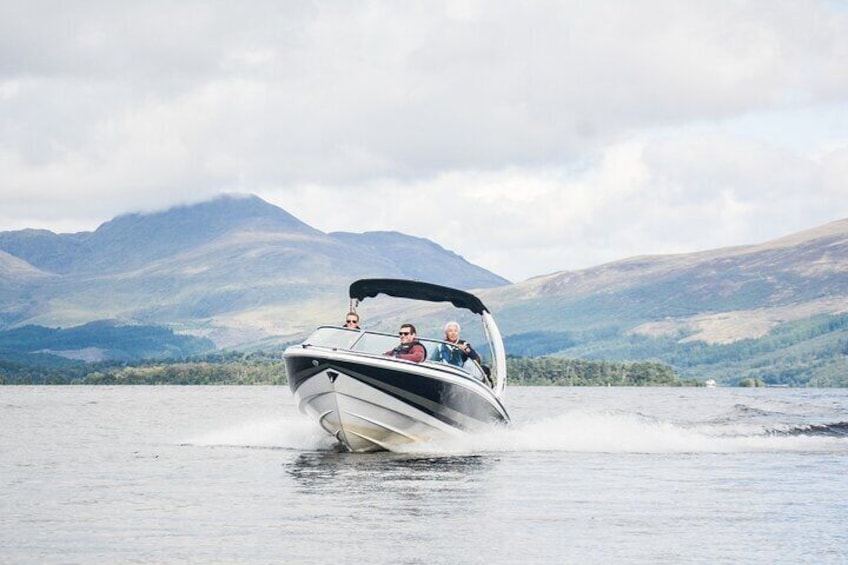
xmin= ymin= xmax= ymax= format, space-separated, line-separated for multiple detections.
xmin=385 ymin=323 xmax=426 ymax=362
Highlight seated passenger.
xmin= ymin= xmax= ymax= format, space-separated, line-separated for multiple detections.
xmin=432 ymin=321 xmax=480 ymax=367
xmin=384 ymin=323 xmax=426 ymax=362
xmin=344 ymin=311 xmax=360 ymax=329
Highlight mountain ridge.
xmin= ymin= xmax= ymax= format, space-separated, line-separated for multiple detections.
xmin=459 ymin=217 xmax=848 ymax=385
xmin=1 ymin=194 xmax=846 ymax=385
xmin=0 ymin=194 xmax=509 ymax=345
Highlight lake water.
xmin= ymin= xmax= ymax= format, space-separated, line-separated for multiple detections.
xmin=2 ymin=385 xmax=847 ymax=564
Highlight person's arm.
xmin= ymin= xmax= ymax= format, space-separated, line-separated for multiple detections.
xmin=461 ymin=340 xmax=480 ymax=362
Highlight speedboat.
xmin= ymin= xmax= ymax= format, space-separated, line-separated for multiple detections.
xmin=284 ymin=278 xmax=510 ymax=452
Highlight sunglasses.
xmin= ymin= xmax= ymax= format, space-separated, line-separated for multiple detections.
xmin=345 ymin=320 xmax=358 ymax=324
xmin=398 ymin=331 xmax=411 ymax=336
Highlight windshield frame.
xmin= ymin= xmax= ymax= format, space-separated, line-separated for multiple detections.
xmin=300 ymin=326 xmax=490 ymax=382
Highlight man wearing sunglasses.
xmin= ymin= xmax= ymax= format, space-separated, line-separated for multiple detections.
xmin=344 ymin=312 xmax=360 ymax=329
xmin=385 ymin=323 xmax=426 ymax=362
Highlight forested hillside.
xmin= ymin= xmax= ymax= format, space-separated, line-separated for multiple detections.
xmin=0 ymin=321 xmax=215 ymax=381
xmin=0 ymin=350 xmax=691 ymax=387
xmin=504 ymin=312 xmax=848 ymax=387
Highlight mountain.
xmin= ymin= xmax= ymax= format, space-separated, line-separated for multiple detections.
xmin=2 ymin=194 xmax=846 ymax=386
xmin=0 ymin=195 xmax=321 ymax=275
xmin=0 ymin=194 xmax=509 ymax=346
xmin=330 ymin=230 xmax=502 ymax=287
xmin=0 ymin=230 xmax=87 ymax=274
xmin=487 ymin=218 xmax=848 ymax=338
xmin=474 ymin=218 xmax=848 ymax=386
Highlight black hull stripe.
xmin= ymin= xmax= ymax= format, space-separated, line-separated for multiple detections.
xmin=286 ymin=353 xmax=509 ymax=428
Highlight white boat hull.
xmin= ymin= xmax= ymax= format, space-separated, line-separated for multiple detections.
xmin=286 ymin=346 xmax=509 ymax=452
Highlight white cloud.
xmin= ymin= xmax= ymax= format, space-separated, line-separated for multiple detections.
xmin=1 ymin=1 xmax=848 ymax=280
xmin=257 ymin=128 xmax=847 ymax=281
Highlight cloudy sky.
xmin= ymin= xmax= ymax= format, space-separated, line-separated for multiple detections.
xmin=2 ymin=1 xmax=847 ymax=282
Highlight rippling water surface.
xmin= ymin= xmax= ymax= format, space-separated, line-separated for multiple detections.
xmin=2 ymin=386 xmax=847 ymax=564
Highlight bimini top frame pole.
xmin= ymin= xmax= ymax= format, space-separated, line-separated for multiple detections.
xmin=349 ymin=278 xmax=507 ymax=397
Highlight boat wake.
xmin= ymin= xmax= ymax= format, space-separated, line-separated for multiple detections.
xmin=181 ymin=410 xmax=848 ymax=456
xmin=773 ymin=421 xmax=848 ymax=438
xmin=182 ymin=417 xmax=337 ymax=451
xmin=394 ymin=409 xmax=848 ymax=455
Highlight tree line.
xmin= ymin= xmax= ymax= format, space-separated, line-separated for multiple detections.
xmin=505 ymin=356 xmax=693 ymax=386
xmin=1 ymin=351 xmax=695 ymax=386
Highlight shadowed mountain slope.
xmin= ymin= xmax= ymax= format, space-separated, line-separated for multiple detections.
xmin=0 ymin=194 xmax=508 ymax=345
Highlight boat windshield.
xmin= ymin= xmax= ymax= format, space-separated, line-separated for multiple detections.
xmin=301 ymin=326 xmax=490 ymax=383
xmin=300 ymin=326 xmax=364 ymax=350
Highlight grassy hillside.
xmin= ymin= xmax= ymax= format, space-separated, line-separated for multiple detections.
xmin=502 ymin=313 xmax=848 ymax=387
xmin=0 ymin=321 xmax=215 ymax=381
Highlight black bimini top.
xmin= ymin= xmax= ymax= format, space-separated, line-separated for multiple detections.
xmin=349 ymin=279 xmax=489 ymax=315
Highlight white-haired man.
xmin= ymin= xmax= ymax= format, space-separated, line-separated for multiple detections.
xmin=433 ymin=321 xmax=480 ymax=367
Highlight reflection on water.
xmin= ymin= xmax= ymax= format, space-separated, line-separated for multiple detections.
xmin=287 ymin=450 xmax=494 ymax=492
xmin=279 ymin=451 xmax=504 ymax=551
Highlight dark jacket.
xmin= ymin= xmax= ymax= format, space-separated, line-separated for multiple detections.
xmin=386 ymin=340 xmax=427 ymax=362
xmin=434 ymin=339 xmax=479 ymax=367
